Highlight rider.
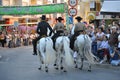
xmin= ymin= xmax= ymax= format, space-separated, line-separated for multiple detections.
xmin=32 ymin=15 xmax=54 ymax=55
xmin=70 ymin=16 xmax=86 ymax=50
xmin=52 ymin=17 xmax=65 ymax=50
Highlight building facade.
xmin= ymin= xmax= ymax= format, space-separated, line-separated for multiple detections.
xmin=0 ymin=0 xmax=119 ymax=28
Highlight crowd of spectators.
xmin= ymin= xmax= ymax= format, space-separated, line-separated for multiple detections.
xmin=0 ymin=30 xmax=37 ymax=48
xmin=87 ymin=21 xmax=120 ymax=66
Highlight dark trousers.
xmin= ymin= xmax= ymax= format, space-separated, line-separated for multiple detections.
xmin=92 ymin=41 xmax=97 ymax=56
xmin=70 ymin=32 xmax=80 ymax=50
xmin=97 ymin=48 xmax=110 ymax=61
xmin=52 ymin=31 xmax=64 ymax=49
xmin=32 ymin=36 xmax=41 ymax=53
xmin=0 ymin=40 xmax=5 ymax=47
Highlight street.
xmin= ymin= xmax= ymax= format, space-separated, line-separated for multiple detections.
xmin=0 ymin=46 xmax=120 ymax=80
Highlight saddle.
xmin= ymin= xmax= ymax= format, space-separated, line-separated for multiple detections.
xmin=37 ymin=35 xmax=47 ymax=44
xmin=41 ymin=35 xmax=47 ymax=38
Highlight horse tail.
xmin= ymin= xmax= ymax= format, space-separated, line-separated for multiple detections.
xmin=45 ymin=37 xmax=56 ymax=64
xmin=63 ymin=37 xmax=74 ymax=67
xmin=84 ymin=35 xmax=95 ymax=64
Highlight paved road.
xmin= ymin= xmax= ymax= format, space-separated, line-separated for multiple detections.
xmin=0 ymin=46 xmax=120 ymax=80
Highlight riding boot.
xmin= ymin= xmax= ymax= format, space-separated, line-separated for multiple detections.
xmin=70 ymin=38 xmax=75 ymax=50
xmin=53 ymin=40 xmax=56 ymax=50
xmin=32 ymin=39 xmax=38 ymax=55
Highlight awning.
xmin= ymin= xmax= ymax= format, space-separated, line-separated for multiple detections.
xmin=100 ymin=0 xmax=120 ymax=15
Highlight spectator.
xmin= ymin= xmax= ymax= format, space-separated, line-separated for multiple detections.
xmin=0 ymin=31 xmax=6 ymax=47
xmin=105 ymin=28 xmax=111 ymax=39
xmin=91 ymin=28 xmax=97 ymax=56
xmin=109 ymin=47 xmax=120 ymax=66
xmin=109 ymin=26 xmax=119 ymax=46
xmin=96 ymin=27 xmax=105 ymax=49
xmin=97 ymin=35 xmax=110 ymax=64
xmin=108 ymin=26 xmax=119 ymax=56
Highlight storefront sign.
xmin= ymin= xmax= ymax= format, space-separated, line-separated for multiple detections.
xmin=0 ymin=3 xmax=65 ymax=15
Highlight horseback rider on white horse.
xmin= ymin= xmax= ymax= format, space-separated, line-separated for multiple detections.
xmin=51 ymin=17 xmax=65 ymax=50
xmin=32 ymin=15 xmax=54 ymax=55
xmin=70 ymin=16 xmax=97 ymax=71
xmin=70 ymin=16 xmax=86 ymax=50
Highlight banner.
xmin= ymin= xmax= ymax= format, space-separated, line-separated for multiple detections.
xmin=0 ymin=3 xmax=65 ymax=15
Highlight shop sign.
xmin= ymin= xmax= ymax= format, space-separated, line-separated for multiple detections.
xmin=0 ymin=3 xmax=65 ymax=15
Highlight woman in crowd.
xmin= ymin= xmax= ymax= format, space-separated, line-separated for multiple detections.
xmin=97 ymin=35 xmax=110 ymax=64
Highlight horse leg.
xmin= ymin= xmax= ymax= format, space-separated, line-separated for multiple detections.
xmin=38 ymin=62 xmax=42 ymax=70
xmin=60 ymin=57 xmax=63 ymax=70
xmin=54 ymin=51 xmax=60 ymax=70
xmin=74 ymin=61 xmax=78 ymax=68
xmin=75 ymin=52 xmax=81 ymax=69
xmin=79 ymin=57 xmax=84 ymax=70
xmin=61 ymin=55 xmax=67 ymax=72
xmin=88 ymin=63 xmax=91 ymax=72
xmin=38 ymin=57 xmax=44 ymax=70
xmin=74 ymin=51 xmax=78 ymax=68
xmin=38 ymin=51 xmax=44 ymax=70
xmin=54 ymin=53 xmax=57 ymax=67
xmin=45 ymin=64 xmax=48 ymax=72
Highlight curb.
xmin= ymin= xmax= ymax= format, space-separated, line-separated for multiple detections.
xmin=93 ymin=63 xmax=120 ymax=70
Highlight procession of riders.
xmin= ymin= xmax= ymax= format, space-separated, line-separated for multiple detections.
xmin=0 ymin=15 xmax=120 ymax=67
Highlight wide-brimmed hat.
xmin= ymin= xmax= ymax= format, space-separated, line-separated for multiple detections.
xmin=75 ymin=16 xmax=82 ymax=21
xmin=56 ymin=17 xmax=64 ymax=21
xmin=41 ymin=15 xmax=46 ymax=20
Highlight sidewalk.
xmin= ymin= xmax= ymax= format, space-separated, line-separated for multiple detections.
xmin=94 ymin=63 xmax=120 ymax=70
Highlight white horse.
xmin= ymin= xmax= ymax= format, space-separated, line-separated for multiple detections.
xmin=74 ymin=34 xmax=96 ymax=71
xmin=37 ymin=37 xmax=56 ymax=72
xmin=54 ymin=36 xmax=74 ymax=72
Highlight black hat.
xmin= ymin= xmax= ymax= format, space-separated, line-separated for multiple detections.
xmin=75 ymin=16 xmax=82 ymax=21
xmin=56 ymin=17 xmax=64 ymax=21
xmin=41 ymin=15 xmax=46 ymax=20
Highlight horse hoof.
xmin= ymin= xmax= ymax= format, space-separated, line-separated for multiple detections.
xmin=79 ymin=68 xmax=82 ymax=70
xmin=63 ymin=70 xmax=67 ymax=72
xmin=42 ymin=61 xmax=44 ymax=64
xmin=74 ymin=61 xmax=76 ymax=64
xmin=54 ymin=64 xmax=56 ymax=66
xmin=38 ymin=67 xmax=41 ymax=70
xmin=88 ymin=70 xmax=91 ymax=72
xmin=75 ymin=65 xmax=78 ymax=68
xmin=33 ymin=53 xmax=37 ymax=55
xmin=55 ymin=67 xmax=59 ymax=70
xmin=46 ymin=70 xmax=48 ymax=72
xmin=61 ymin=67 xmax=64 ymax=70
